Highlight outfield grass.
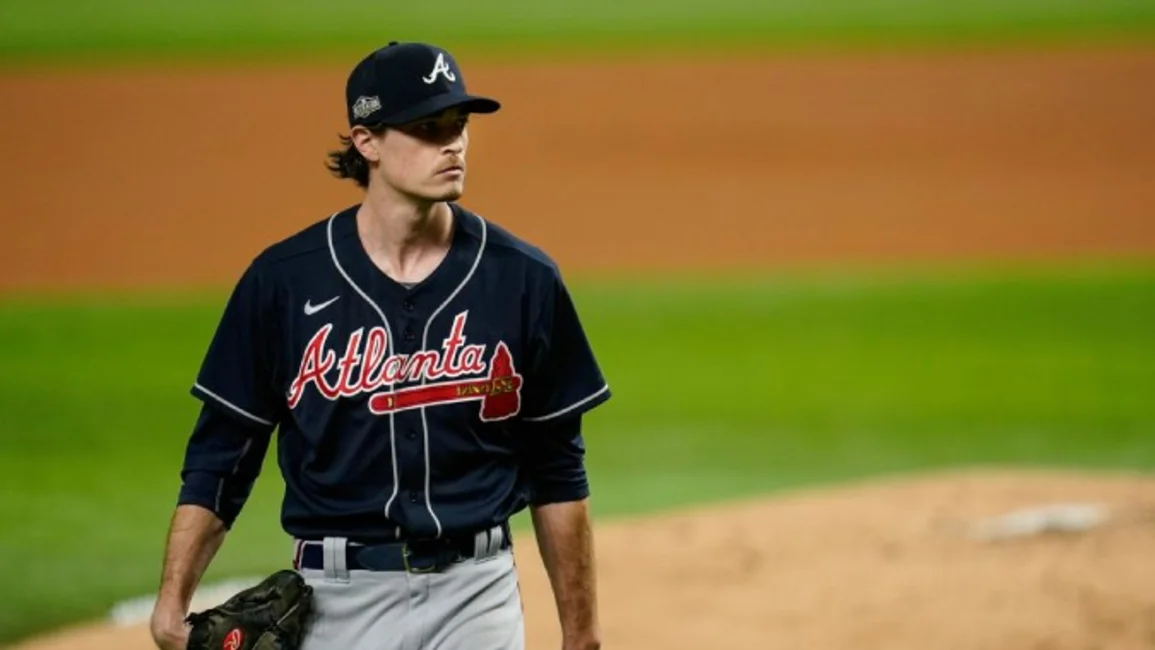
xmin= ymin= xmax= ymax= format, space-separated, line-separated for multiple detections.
xmin=2 ymin=0 xmax=1154 ymax=65
xmin=1 ymin=262 xmax=1153 ymax=643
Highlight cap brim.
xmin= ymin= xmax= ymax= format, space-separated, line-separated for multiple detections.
xmin=378 ymin=93 xmax=501 ymax=126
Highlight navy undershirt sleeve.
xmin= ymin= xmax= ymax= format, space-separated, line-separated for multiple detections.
xmin=177 ymin=402 xmax=274 ymax=529
xmin=520 ymin=414 xmax=589 ymax=505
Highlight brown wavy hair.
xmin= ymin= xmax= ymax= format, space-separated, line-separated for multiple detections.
xmin=326 ymin=124 xmax=387 ymax=188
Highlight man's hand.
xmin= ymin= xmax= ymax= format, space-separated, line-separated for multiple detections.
xmin=149 ymin=605 xmax=190 ymax=650
xmin=150 ymin=505 xmax=228 ymax=650
xmin=562 ymin=634 xmax=602 ymax=650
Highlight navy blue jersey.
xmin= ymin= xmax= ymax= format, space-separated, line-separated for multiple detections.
xmin=177 ymin=203 xmax=611 ymax=542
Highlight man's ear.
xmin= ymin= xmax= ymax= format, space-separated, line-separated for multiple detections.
xmin=350 ymin=126 xmax=382 ymax=162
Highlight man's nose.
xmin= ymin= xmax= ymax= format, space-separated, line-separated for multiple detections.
xmin=443 ymin=132 xmax=466 ymax=153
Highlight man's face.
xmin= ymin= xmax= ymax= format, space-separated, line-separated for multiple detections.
xmin=357 ymin=107 xmax=470 ymax=202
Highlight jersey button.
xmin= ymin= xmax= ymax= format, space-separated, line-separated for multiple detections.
xmin=403 ymin=329 xmax=416 ymax=342
xmin=406 ymin=428 xmax=417 ymax=441
xmin=408 ymin=490 xmax=420 ymax=503
xmin=403 ymin=300 xmax=415 ymax=312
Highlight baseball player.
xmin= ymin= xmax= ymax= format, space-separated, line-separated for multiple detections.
xmin=149 ymin=41 xmax=611 ymax=650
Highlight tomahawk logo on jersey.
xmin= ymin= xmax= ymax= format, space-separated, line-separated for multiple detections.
xmin=287 ymin=310 xmax=524 ymax=422
xmin=184 ymin=203 xmax=610 ymax=542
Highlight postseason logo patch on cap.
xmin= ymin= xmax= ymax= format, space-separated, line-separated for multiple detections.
xmin=352 ymin=95 xmax=382 ymax=120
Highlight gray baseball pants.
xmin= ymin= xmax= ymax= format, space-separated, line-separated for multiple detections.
xmin=294 ymin=530 xmax=525 ymax=650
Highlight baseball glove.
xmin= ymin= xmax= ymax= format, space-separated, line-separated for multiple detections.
xmin=185 ymin=570 xmax=315 ymax=650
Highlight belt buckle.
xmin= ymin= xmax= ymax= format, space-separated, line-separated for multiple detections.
xmin=401 ymin=542 xmax=438 ymax=574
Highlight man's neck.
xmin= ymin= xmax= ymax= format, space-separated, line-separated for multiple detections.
xmin=356 ymin=185 xmax=455 ymax=285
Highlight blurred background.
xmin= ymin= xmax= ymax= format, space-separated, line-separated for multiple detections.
xmin=1 ymin=1 xmax=1153 ymax=648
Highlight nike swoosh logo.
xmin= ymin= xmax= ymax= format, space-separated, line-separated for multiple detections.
xmin=303 ymin=296 xmax=340 ymax=316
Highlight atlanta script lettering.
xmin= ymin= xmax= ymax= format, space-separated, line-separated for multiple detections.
xmin=287 ymin=311 xmax=522 ymax=421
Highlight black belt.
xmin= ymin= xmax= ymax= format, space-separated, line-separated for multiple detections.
xmin=297 ymin=525 xmax=511 ymax=574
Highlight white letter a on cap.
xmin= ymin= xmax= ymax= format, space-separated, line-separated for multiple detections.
xmin=422 ymin=52 xmax=457 ymax=84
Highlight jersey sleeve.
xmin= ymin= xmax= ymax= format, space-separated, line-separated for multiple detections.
xmin=190 ymin=261 xmax=283 ymax=428
xmin=521 ymin=267 xmax=611 ymax=422
xmin=178 ymin=402 xmax=274 ymax=528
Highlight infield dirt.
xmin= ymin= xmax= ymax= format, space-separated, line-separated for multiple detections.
xmin=1 ymin=47 xmax=1153 ymax=291
xmin=13 ymin=469 xmax=1155 ymax=650
xmin=2 ymin=46 xmax=1154 ymax=650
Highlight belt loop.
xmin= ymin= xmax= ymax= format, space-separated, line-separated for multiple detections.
xmin=323 ymin=537 xmax=350 ymax=583
xmin=334 ymin=537 xmax=349 ymax=581
xmin=322 ymin=538 xmax=336 ymax=581
xmin=473 ymin=524 xmax=504 ymax=563
xmin=473 ymin=529 xmax=488 ymax=561
xmin=488 ymin=524 xmax=504 ymax=557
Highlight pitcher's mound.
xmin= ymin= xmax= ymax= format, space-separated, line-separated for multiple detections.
xmin=14 ymin=468 xmax=1155 ymax=650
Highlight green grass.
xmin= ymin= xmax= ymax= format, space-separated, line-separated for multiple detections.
xmin=1 ymin=262 xmax=1154 ymax=643
xmin=2 ymin=0 xmax=1154 ymax=66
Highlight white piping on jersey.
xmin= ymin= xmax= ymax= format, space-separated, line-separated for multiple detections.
xmin=522 ymin=384 xmax=610 ymax=422
xmin=418 ymin=212 xmax=488 ymax=539
xmin=193 ymin=382 xmax=274 ymax=426
xmin=326 ymin=212 xmax=402 ymax=539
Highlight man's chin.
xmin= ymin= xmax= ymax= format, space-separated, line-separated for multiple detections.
xmin=429 ymin=183 xmax=465 ymax=202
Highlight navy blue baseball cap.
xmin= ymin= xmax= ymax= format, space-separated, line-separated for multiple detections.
xmin=345 ymin=41 xmax=501 ymax=127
